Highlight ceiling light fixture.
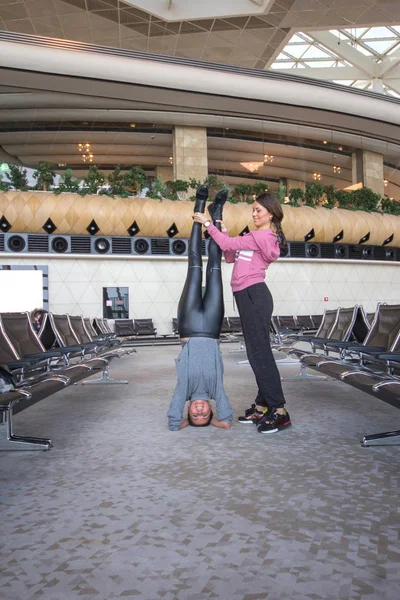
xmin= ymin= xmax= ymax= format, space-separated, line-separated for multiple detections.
xmin=313 ymin=172 xmax=322 ymax=181
xmin=78 ymin=142 xmax=91 ymax=153
xmin=241 ymin=161 xmax=264 ymax=172
xmin=323 ymin=140 xmax=328 ymax=145
xmin=264 ymin=154 xmax=274 ymax=163
xmin=333 ymin=165 xmax=341 ymax=174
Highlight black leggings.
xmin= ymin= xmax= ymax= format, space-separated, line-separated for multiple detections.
xmin=177 ymin=222 xmax=224 ymax=339
xmin=234 ymin=283 xmax=286 ymax=409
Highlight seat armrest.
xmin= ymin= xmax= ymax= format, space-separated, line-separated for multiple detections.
xmin=7 ymin=359 xmax=42 ymax=369
xmin=23 ymin=350 xmax=64 ymax=360
xmin=54 ymin=346 xmax=85 ymax=354
xmin=348 ymin=346 xmax=386 ymax=353
xmin=376 ymin=352 xmax=400 ymax=362
xmin=323 ymin=340 xmax=348 ymax=348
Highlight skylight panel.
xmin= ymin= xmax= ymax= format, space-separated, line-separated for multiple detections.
xmin=284 ymin=44 xmax=309 ymax=58
xmin=351 ymin=81 xmax=371 ymax=89
xmin=302 ymin=46 xmax=333 ymax=59
xmin=344 ymin=27 xmax=368 ymax=37
xmin=303 ymin=60 xmax=335 ymax=68
xmin=271 ymin=62 xmax=295 ymax=69
xmin=361 ymin=27 xmax=394 ymax=39
xmin=364 ymin=40 xmax=397 ymax=54
xmin=290 ymin=34 xmax=307 ymax=44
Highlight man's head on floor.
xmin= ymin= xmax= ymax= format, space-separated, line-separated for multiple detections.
xmin=187 ymin=399 xmax=213 ymax=427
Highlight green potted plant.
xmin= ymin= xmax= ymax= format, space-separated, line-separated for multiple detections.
xmin=101 ymin=166 xmax=129 ymax=197
xmin=146 ymin=175 xmax=168 ymax=199
xmin=7 ymin=164 xmax=29 ymax=190
xmin=251 ymin=181 xmax=269 ymax=199
xmin=381 ymin=197 xmax=400 ymax=215
xmin=80 ymin=165 xmax=105 ymax=195
xmin=288 ymin=187 xmax=305 ymax=206
xmin=0 ymin=174 xmax=9 ymax=192
xmin=33 ymin=161 xmax=56 ymax=191
xmin=123 ymin=166 xmax=147 ymax=195
xmin=276 ymin=182 xmax=287 ymax=203
xmin=168 ymin=179 xmax=190 ymax=200
xmin=54 ymin=168 xmax=79 ymax=194
xmin=304 ymin=182 xmax=324 ymax=207
xmin=233 ymin=183 xmax=252 ymax=203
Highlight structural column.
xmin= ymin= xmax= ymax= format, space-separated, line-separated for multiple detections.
xmin=156 ymin=166 xmax=173 ymax=182
xmin=352 ymin=150 xmax=384 ymax=196
xmin=172 ymin=126 xmax=208 ymax=183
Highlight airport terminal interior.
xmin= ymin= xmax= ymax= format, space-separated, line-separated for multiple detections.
xmin=1 ymin=1 xmax=400 ymax=598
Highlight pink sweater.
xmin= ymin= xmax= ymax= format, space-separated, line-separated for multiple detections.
xmin=207 ymin=223 xmax=280 ymax=292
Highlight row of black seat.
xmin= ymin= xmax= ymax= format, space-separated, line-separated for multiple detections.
xmin=114 ymin=318 xmax=157 ymax=338
xmin=0 ymin=312 xmax=135 ymax=451
xmin=114 ymin=317 xmax=244 ymax=340
xmin=274 ymin=304 xmax=400 ymax=446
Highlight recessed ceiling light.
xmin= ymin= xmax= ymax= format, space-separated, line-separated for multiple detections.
xmin=323 ymin=140 xmax=328 ymax=144
xmin=130 ymin=123 xmax=136 ymax=128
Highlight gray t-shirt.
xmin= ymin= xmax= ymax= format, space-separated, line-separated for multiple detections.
xmin=167 ymin=337 xmax=233 ymax=431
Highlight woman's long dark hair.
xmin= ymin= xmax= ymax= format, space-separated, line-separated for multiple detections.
xmin=255 ymin=192 xmax=287 ymax=249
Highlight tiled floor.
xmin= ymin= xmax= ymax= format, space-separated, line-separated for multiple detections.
xmin=1 ymin=343 xmax=399 ymax=600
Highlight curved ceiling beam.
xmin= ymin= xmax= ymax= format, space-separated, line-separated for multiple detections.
xmin=1 ymin=40 xmax=400 ymax=127
xmin=0 ymin=92 xmax=139 ymax=110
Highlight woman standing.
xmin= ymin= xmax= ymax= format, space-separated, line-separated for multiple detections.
xmin=194 ymin=192 xmax=291 ymax=434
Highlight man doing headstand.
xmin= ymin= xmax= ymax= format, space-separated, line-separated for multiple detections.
xmin=167 ymin=185 xmax=232 ymax=431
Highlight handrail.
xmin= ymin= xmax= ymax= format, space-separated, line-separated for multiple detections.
xmin=1 ymin=30 xmax=399 ymax=106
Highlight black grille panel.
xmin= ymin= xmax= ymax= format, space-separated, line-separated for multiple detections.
xmin=71 ymin=236 xmax=91 ymax=254
xmin=320 ymin=243 xmax=335 ymax=259
xmin=348 ymin=245 xmax=363 ymax=260
xmin=112 ymin=237 xmax=132 ymax=254
xmin=374 ymin=247 xmax=386 ymax=261
xmin=289 ymin=242 xmax=306 ymax=258
xmin=28 ymin=235 xmax=48 ymax=252
xmin=151 ymin=239 xmax=170 ymax=255
xmin=0 ymin=234 xmax=4 ymax=251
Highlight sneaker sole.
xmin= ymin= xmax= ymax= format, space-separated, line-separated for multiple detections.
xmin=238 ymin=419 xmax=258 ymax=424
xmin=258 ymin=421 xmax=291 ymax=434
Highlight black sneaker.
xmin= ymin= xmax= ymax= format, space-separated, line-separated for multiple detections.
xmin=257 ymin=409 xmax=291 ymax=434
xmin=238 ymin=403 xmax=264 ymax=424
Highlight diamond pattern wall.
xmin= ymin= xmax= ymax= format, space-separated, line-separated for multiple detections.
xmin=0 ymin=256 xmax=398 ymax=334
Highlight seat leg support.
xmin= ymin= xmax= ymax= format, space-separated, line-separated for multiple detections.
xmin=229 ymin=342 xmax=246 ymax=353
xmin=0 ymin=410 xmax=52 ymax=451
xmin=281 ymin=361 xmax=329 ymax=381
xmin=361 ymin=430 xmax=400 ymax=447
xmin=81 ymin=363 xmax=128 ymax=385
xmin=275 ymin=356 xmax=301 ymax=365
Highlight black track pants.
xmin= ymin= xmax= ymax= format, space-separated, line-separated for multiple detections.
xmin=234 ymin=283 xmax=286 ymax=409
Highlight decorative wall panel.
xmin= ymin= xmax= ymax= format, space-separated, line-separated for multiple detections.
xmin=0 ymin=256 xmax=397 ymax=335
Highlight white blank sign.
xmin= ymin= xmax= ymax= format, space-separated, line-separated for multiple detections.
xmin=0 ymin=270 xmax=43 ymax=312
